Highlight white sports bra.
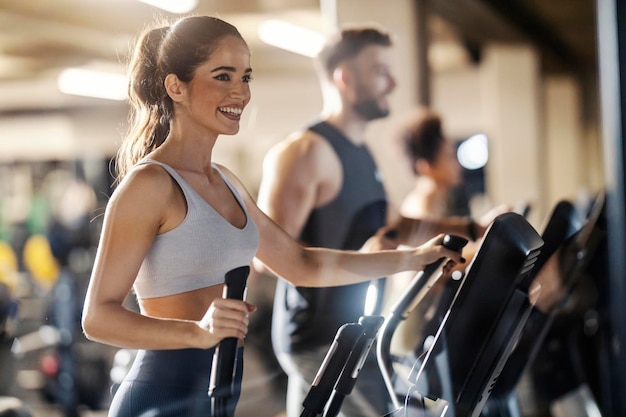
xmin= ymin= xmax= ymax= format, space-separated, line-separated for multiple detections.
xmin=132 ymin=159 xmax=259 ymax=299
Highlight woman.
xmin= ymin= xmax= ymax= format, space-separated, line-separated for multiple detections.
xmin=381 ymin=108 xmax=465 ymax=356
xmin=384 ymin=108 xmax=505 ymax=355
xmin=399 ymin=108 xmax=462 ymax=220
xmin=81 ymin=16 xmax=463 ymax=416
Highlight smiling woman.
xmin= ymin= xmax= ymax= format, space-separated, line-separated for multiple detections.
xmin=82 ymin=16 xmax=257 ymax=416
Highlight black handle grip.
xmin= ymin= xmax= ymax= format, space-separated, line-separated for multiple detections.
xmin=323 ymin=316 xmax=385 ymax=417
xmin=443 ymin=233 xmax=469 ymax=251
xmin=335 ymin=316 xmax=384 ymax=393
xmin=423 ymin=234 xmax=468 ymax=272
xmin=224 ymin=266 xmax=249 ymax=300
xmin=209 ymin=265 xmax=250 ymax=399
xmin=300 ymin=323 xmax=364 ymax=416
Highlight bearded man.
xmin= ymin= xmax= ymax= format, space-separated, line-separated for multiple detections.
xmin=257 ymin=25 xmax=483 ymax=417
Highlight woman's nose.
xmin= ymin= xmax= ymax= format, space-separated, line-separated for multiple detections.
xmin=230 ymin=82 xmax=250 ymax=100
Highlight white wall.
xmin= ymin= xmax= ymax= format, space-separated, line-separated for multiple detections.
xmin=544 ymin=75 xmax=585 ymax=209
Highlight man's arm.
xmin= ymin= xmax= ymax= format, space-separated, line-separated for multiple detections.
xmin=389 ymin=215 xmax=478 ymax=247
xmin=387 ymin=203 xmax=513 ymax=248
xmin=257 ymin=131 xmax=341 ymax=238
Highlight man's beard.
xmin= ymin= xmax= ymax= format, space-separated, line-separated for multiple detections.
xmin=353 ymin=98 xmax=389 ymax=121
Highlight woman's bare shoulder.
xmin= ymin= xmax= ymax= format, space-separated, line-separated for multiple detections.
xmin=108 ymin=162 xmax=175 ymax=211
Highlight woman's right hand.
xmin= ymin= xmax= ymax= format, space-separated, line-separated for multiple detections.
xmin=196 ymin=298 xmax=256 ymax=348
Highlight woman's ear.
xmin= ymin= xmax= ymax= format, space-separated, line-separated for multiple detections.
xmin=164 ymin=73 xmax=185 ymax=102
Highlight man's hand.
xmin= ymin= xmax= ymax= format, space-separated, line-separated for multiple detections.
xmin=475 ymin=203 xmax=514 ymax=237
xmin=360 ymin=226 xmax=401 ymax=252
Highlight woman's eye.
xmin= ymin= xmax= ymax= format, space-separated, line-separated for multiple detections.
xmin=243 ymin=74 xmax=254 ymax=83
xmin=215 ymin=74 xmax=230 ymax=81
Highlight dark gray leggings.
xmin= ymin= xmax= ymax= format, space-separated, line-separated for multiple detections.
xmin=108 ymin=347 xmax=243 ymax=417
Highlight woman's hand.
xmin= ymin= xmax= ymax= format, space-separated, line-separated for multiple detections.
xmin=411 ymin=234 xmax=466 ymax=272
xmin=196 ymin=298 xmax=257 ymax=348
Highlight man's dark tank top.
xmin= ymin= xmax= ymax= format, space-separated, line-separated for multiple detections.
xmin=272 ymin=120 xmax=388 ymax=353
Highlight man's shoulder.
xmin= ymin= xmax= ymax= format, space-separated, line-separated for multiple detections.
xmin=263 ymin=128 xmax=342 ymax=188
xmin=269 ymin=128 xmax=334 ymax=162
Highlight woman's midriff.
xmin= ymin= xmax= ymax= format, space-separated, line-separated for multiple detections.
xmin=138 ymin=283 xmax=225 ymax=321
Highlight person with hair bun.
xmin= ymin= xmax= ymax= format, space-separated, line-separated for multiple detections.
xmin=81 ymin=16 xmax=463 ymax=416
xmin=382 ymin=107 xmax=466 ymax=356
xmin=383 ymin=107 xmax=506 ymax=357
xmin=398 ymin=107 xmax=462 ymax=220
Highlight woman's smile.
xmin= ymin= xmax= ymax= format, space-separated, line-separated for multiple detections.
xmin=219 ymin=106 xmax=243 ymax=120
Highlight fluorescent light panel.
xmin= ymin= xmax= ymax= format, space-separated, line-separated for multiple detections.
xmin=57 ymin=68 xmax=128 ymax=101
xmin=136 ymin=0 xmax=198 ymax=14
xmin=258 ymin=19 xmax=324 ymax=58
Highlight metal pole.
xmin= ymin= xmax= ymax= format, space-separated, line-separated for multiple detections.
xmin=596 ymin=0 xmax=626 ymax=415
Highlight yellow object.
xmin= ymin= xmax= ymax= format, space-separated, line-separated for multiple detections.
xmin=23 ymin=234 xmax=59 ymax=288
xmin=0 ymin=240 xmax=18 ymax=292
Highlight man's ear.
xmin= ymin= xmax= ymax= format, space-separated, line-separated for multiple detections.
xmin=164 ymin=73 xmax=185 ymax=102
xmin=332 ymin=65 xmax=351 ymax=90
xmin=415 ymin=158 xmax=432 ymax=176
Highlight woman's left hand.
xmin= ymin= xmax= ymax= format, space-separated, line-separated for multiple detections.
xmin=411 ymin=234 xmax=466 ymax=271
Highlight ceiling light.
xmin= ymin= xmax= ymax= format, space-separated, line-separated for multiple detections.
xmin=57 ymin=68 xmax=128 ymax=101
xmin=457 ymin=134 xmax=489 ymax=170
xmin=258 ymin=19 xmax=325 ymax=58
xmin=136 ymin=0 xmax=198 ymax=14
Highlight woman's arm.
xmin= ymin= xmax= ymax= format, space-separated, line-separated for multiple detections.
xmin=81 ymin=166 xmax=250 ymax=350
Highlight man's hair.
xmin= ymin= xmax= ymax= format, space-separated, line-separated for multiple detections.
xmin=315 ymin=26 xmax=392 ymax=79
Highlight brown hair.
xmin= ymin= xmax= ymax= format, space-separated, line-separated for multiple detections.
xmin=315 ymin=25 xmax=392 ymax=80
xmin=401 ymin=109 xmax=445 ymax=174
xmin=115 ymin=16 xmax=246 ymax=181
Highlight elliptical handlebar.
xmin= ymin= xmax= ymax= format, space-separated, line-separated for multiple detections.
xmin=209 ymin=265 xmax=250 ymax=417
xmin=300 ymin=322 xmax=365 ymax=417
xmin=376 ymin=234 xmax=468 ymax=410
xmin=324 ymin=315 xmax=385 ymax=417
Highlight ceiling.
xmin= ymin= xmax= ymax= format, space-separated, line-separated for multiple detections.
xmin=431 ymin=0 xmax=597 ymax=75
xmin=0 ymin=0 xmax=598 ymax=114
